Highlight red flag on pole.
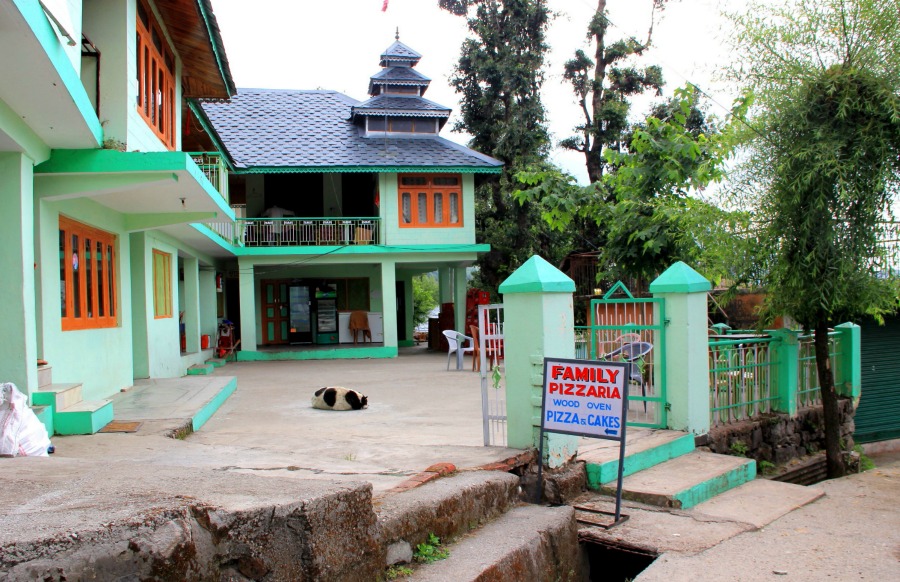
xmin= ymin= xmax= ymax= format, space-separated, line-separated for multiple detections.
xmin=382 ymin=0 xmax=389 ymax=11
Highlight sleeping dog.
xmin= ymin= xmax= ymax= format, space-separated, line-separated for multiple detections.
xmin=311 ymin=386 xmax=368 ymax=411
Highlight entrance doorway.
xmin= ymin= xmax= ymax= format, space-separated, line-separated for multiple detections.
xmin=260 ymin=279 xmax=290 ymax=345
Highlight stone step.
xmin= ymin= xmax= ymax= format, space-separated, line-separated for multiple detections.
xmin=376 ymin=470 xmax=520 ymax=566
xmin=32 ymin=383 xmax=83 ymax=412
xmin=55 ymin=400 xmax=114 ymax=435
xmin=600 ymin=451 xmax=756 ymax=509
xmin=30 ymin=405 xmax=54 ymax=437
xmin=691 ymin=478 xmax=825 ymax=529
xmin=37 ymin=364 xmax=52 ymax=388
xmin=187 ymin=364 xmax=214 ymax=376
xmin=578 ymin=429 xmax=696 ymax=490
xmin=407 ymin=505 xmax=581 ymax=581
xmin=205 ymin=358 xmax=227 ymax=368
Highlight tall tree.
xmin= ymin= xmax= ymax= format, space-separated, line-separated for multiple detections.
xmin=730 ymin=0 xmax=900 ymax=478
xmin=439 ymin=0 xmax=572 ymax=295
xmin=562 ymin=0 xmax=669 ymax=184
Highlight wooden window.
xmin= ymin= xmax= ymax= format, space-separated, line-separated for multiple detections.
xmin=59 ymin=217 xmax=117 ymax=331
xmin=335 ymin=278 xmax=370 ymax=311
xmin=367 ymin=117 xmax=436 ymax=134
xmin=398 ymin=174 xmax=463 ymax=228
xmin=152 ymin=249 xmax=173 ymax=318
xmin=136 ymin=0 xmax=176 ymax=149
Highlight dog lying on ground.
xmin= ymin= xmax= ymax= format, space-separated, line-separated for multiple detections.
xmin=311 ymin=386 xmax=368 ymax=411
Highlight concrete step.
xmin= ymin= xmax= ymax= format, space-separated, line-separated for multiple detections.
xmin=32 ymin=383 xmax=83 ymax=412
xmin=407 ymin=505 xmax=581 ymax=581
xmin=691 ymin=478 xmax=825 ymax=529
xmin=187 ymin=364 xmax=214 ymax=376
xmin=578 ymin=429 xmax=696 ymax=490
xmin=54 ymin=400 xmax=114 ymax=435
xmin=205 ymin=358 xmax=227 ymax=368
xmin=37 ymin=364 xmax=52 ymax=388
xmin=376 ymin=470 xmax=520 ymax=565
xmin=600 ymin=451 xmax=756 ymax=509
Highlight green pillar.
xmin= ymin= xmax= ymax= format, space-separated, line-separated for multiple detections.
xmin=182 ymin=257 xmax=200 ymax=352
xmin=438 ymin=267 xmax=453 ymax=304
xmin=834 ymin=323 xmax=861 ymax=403
xmin=649 ymin=262 xmax=711 ymax=435
xmin=380 ymin=261 xmax=398 ymax=349
xmin=770 ymin=328 xmax=800 ymax=417
xmin=0 ymin=153 xmax=38 ymax=394
xmin=454 ymin=266 xmax=467 ymax=333
xmin=199 ymin=269 xmax=217 ymax=343
xmin=499 ymin=256 xmax=578 ymax=467
xmin=238 ymin=258 xmax=257 ymax=351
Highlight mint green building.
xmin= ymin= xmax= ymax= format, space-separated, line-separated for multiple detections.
xmin=1 ymin=1 xmax=499 ymax=431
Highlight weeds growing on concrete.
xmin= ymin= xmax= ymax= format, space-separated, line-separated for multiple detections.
xmin=729 ymin=440 xmax=749 ymax=457
xmin=385 ymin=564 xmax=413 ymax=579
xmin=758 ymin=460 xmax=776 ymax=475
xmin=414 ymin=533 xmax=450 ymax=563
xmin=853 ymin=445 xmax=876 ymax=472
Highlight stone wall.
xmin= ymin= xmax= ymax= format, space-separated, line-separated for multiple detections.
xmin=705 ymin=399 xmax=855 ymax=465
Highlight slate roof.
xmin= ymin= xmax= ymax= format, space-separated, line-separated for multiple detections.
xmin=352 ymin=95 xmax=451 ymax=117
xmin=195 ymin=89 xmax=502 ymax=172
xmin=371 ymin=67 xmax=430 ymax=83
xmin=379 ymin=41 xmax=421 ymax=66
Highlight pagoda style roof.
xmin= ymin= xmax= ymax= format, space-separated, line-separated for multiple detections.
xmin=379 ymin=40 xmax=422 ymax=67
xmin=192 ymin=89 xmax=501 ymax=173
xmin=352 ymin=95 xmax=451 ymax=118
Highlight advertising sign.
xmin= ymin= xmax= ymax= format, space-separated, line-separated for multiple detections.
xmin=541 ymin=358 xmax=629 ymax=440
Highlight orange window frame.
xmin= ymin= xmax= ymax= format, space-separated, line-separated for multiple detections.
xmin=152 ymin=249 xmax=173 ymax=319
xmin=398 ymin=174 xmax=463 ymax=228
xmin=136 ymin=0 xmax=176 ymax=150
xmin=59 ymin=216 xmax=117 ymax=331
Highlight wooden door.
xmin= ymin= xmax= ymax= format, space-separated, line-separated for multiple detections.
xmin=261 ymin=279 xmax=290 ymax=345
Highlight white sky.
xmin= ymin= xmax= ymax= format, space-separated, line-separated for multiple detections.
xmin=211 ymin=0 xmax=741 ymax=183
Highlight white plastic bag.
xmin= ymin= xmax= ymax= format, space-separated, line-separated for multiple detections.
xmin=0 ymin=382 xmax=51 ymax=457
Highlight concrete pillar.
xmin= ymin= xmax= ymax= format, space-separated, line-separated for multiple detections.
xmin=380 ymin=261 xmax=398 ymax=349
xmin=182 ymin=257 xmax=200 ymax=352
xmin=770 ymin=328 xmax=800 ymax=417
xmin=238 ymin=258 xmax=257 ymax=351
xmin=834 ymin=323 xmax=861 ymax=403
xmin=649 ymin=262 xmax=712 ymax=435
xmin=438 ymin=267 xmax=453 ymax=304
xmin=453 ymin=266 xmax=467 ymax=333
xmin=0 ymin=153 xmax=38 ymax=394
xmin=199 ymin=269 xmax=217 ymax=343
xmin=499 ymin=256 xmax=578 ymax=467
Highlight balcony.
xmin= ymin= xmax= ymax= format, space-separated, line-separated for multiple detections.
xmin=206 ymin=217 xmax=381 ymax=248
xmin=188 ymin=152 xmax=229 ymax=204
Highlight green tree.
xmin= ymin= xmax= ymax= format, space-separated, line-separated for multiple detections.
xmin=439 ymin=0 xmax=573 ymax=295
xmin=515 ymin=86 xmax=752 ymax=289
xmin=562 ymin=0 xmax=669 ymax=185
xmin=730 ymin=0 xmax=900 ymax=477
xmin=412 ymin=274 xmax=439 ymax=327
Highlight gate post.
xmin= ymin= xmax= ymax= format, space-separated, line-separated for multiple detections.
xmin=499 ymin=256 xmax=578 ymax=467
xmin=649 ymin=262 xmax=711 ymax=435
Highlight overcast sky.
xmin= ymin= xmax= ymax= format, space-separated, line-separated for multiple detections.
xmin=211 ymin=0 xmax=741 ymax=183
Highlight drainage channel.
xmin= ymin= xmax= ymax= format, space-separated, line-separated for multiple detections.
xmin=581 ymin=538 xmax=658 ymax=581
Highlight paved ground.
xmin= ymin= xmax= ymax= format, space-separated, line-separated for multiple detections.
xmin=44 ymin=346 xmax=520 ymax=494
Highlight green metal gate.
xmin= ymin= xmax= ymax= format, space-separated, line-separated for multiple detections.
xmin=857 ymin=315 xmax=900 ymax=443
xmin=587 ymin=282 xmax=667 ymax=429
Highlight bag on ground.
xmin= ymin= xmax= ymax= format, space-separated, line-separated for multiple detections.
xmin=0 ymin=382 xmax=51 ymax=457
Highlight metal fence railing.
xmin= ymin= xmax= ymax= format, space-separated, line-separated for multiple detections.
xmin=240 ymin=217 xmax=380 ymax=247
xmin=709 ymin=335 xmax=777 ymax=427
xmin=478 ymin=304 xmax=506 ymax=447
xmin=797 ymin=332 xmax=840 ymax=409
xmin=188 ymin=152 xmax=229 ymax=204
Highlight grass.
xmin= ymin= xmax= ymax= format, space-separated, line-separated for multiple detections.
xmin=414 ymin=533 xmax=450 ymax=564
xmin=385 ymin=565 xmax=413 ymax=580
xmin=853 ymin=445 xmax=876 ymax=472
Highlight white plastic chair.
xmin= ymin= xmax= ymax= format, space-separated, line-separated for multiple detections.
xmin=443 ymin=330 xmax=474 ymax=370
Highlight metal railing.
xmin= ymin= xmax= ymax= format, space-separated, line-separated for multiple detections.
xmin=797 ymin=332 xmax=840 ymax=409
xmin=204 ymin=217 xmax=381 ymax=247
xmin=709 ymin=335 xmax=777 ymax=427
xmin=478 ymin=304 xmax=506 ymax=447
xmin=188 ymin=152 xmax=229 ymax=204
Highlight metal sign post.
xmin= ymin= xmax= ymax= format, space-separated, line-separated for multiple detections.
xmin=536 ymin=357 xmax=630 ymax=526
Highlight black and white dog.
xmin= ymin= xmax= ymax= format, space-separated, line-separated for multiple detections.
xmin=311 ymin=386 xmax=368 ymax=411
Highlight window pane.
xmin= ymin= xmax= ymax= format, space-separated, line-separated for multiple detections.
xmin=433 ymin=176 xmax=459 ymax=186
xmin=71 ymin=234 xmax=80 ymax=318
xmin=433 ymin=192 xmax=443 ymax=224
xmin=85 ymin=239 xmax=93 ymax=318
xmin=417 ymin=192 xmax=428 ymax=224
xmin=401 ymin=192 xmax=411 ymax=223
xmin=450 ymin=192 xmax=459 ymax=223
xmin=368 ymin=117 xmax=386 ymax=131
xmin=401 ymin=177 xmax=427 ymax=186
xmin=137 ymin=1 xmax=148 ymax=26
xmin=97 ymin=241 xmax=104 ymax=317
xmin=390 ymin=118 xmax=414 ymax=132
xmin=59 ymin=229 xmax=66 ymax=318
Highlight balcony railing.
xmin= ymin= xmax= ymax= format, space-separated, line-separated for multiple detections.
xmin=233 ymin=217 xmax=380 ymax=247
xmin=188 ymin=152 xmax=229 ymax=204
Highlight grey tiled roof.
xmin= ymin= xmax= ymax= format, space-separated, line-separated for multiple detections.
xmin=352 ymin=95 xmax=450 ymax=117
xmin=371 ymin=67 xmax=430 ymax=83
xmin=196 ymin=89 xmax=502 ymax=172
xmin=380 ymin=41 xmax=421 ymax=65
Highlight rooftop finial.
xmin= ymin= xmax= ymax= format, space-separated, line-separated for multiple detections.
xmin=395 ymin=27 xmax=399 ymax=40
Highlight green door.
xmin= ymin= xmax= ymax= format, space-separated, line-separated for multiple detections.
xmin=857 ymin=315 xmax=900 ymax=443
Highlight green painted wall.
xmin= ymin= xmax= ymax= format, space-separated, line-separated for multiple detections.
xmin=381 ymin=173 xmax=476 ymax=246
xmin=0 ymin=153 xmax=39 ymax=394
xmin=36 ymin=197 xmax=134 ymax=401
xmin=0 ymin=97 xmax=51 ymax=165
